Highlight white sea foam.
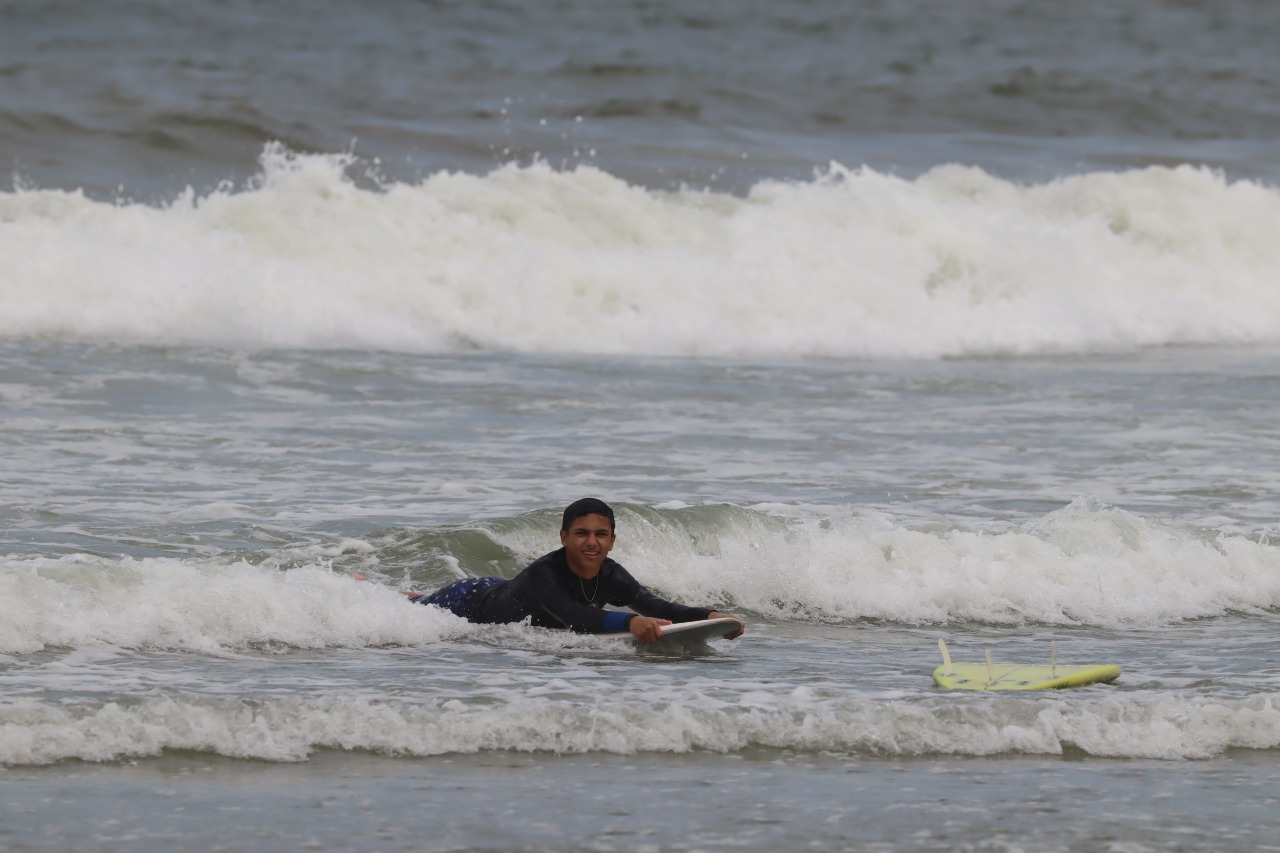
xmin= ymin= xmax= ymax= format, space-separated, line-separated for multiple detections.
xmin=1 ymin=688 xmax=1276 ymax=765
xmin=0 ymin=556 xmax=468 ymax=655
xmin=595 ymin=500 xmax=1280 ymax=628
xmin=4 ymin=145 xmax=1280 ymax=359
xmin=4 ymin=501 xmax=1276 ymax=657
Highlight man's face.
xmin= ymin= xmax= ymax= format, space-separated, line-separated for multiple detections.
xmin=560 ymin=513 xmax=616 ymax=576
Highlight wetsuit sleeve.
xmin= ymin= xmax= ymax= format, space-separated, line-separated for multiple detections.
xmin=607 ymin=564 xmax=714 ymax=623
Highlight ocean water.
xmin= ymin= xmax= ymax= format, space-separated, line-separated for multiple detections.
xmin=4 ymin=1 xmax=1280 ymax=851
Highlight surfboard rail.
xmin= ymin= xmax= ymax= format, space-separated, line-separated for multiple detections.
xmin=601 ymin=616 xmax=744 ymax=646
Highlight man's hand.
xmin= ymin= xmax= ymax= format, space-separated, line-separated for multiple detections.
xmin=629 ymin=616 xmax=672 ymax=644
xmin=708 ymin=611 xmax=745 ymax=639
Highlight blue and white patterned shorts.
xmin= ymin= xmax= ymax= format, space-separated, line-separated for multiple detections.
xmin=412 ymin=577 xmax=505 ymax=619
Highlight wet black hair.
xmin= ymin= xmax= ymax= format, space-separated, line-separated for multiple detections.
xmin=561 ymin=498 xmax=615 ymax=533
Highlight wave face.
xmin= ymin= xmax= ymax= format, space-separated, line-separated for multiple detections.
xmin=4 ymin=501 xmax=1279 ymax=658
xmin=3 ymin=499 xmax=1280 ymax=767
xmin=592 ymin=500 xmax=1280 ymax=628
xmin=4 ymin=147 xmax=1280 ymax=359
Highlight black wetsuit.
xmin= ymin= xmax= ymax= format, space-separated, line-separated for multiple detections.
xmin=415 ymin=548 xmax=712 ymax=634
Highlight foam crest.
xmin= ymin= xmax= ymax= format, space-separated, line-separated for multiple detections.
xmin=2 ymin=689 xmax=1276 ymax=766
xmin=4 ymin=146 xmax=1280 ymax=358
xmin=588 ymin=501 xmax=1280 ymax=627
xmin=0 ymin=554 xmax=467 ymax=654
xmin=5 ymin=502 xmax=1276 ymax=652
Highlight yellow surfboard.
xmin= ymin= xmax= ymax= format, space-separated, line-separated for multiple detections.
xmin=933 ymin=639 xmax=1121 ymax=691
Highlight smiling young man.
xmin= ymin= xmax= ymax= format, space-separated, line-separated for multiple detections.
xmin=410 ymin=498 xmax=744 ymax=643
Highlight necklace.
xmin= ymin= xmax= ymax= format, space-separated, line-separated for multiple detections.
xmin=579 ymin=573 xmax=600 ymax=603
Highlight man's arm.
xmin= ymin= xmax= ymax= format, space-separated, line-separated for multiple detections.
xmin=610 ymin=565 xmax=745 ymax=639
xmin=706 ymin=611 xmax=745 ymax=639
xmin=627 ymin=615 xmax=669 ymax=643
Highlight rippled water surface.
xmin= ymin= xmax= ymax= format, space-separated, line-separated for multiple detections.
xmin=5 ymin=1 xmax=1280 ymax=849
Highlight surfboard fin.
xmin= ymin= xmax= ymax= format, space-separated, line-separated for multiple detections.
xmin=937 ymin=638 xmax=956 ymax=676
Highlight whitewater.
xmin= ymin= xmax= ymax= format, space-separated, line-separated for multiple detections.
xmin=6 ymin=500 xmax=1280 ymax=659
xmin=6 ymin=146 xmax=1280 ymax=359
xmin=6 ymin=1 xmax=1280 ymax=850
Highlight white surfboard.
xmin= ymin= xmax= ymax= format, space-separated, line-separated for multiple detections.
xmin=601 ymin=616 xmax=744 ymax=648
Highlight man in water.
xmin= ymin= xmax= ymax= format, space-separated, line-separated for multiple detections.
xmin=409 ymin=498 xmax=744 ymax=644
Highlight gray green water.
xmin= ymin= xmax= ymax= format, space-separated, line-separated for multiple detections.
xmin=5 ymin=1 xmax=1280 ymax=850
